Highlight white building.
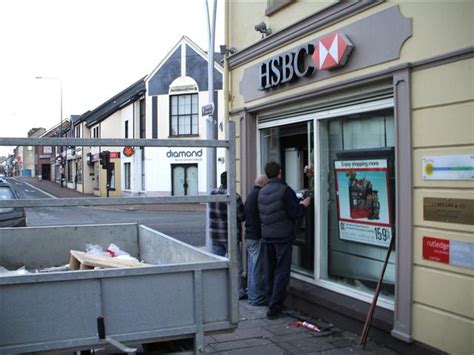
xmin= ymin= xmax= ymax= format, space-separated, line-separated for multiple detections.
xmin=143 ymin=36 xmax=225 ymax=196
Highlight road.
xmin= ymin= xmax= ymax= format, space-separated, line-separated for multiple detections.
xmin=6 ymin=178 xmax=207 ymax=247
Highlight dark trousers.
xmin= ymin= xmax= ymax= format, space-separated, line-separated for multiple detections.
xmin=264 ymin=242 xmax=292 ymax=313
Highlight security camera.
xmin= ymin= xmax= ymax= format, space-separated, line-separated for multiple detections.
xmin=254 ymin=22 xmax=272 ymax=37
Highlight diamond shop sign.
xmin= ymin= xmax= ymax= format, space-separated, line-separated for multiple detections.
xmin=258 ymin=32 xmax=353 ymax=91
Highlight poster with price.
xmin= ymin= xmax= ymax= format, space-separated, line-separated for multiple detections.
xmin=334 ymin=159 xmax=393 ymax=248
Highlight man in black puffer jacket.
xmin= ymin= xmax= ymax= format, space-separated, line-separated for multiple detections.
xmin=258 ymin=161 xmax=311 ymax=319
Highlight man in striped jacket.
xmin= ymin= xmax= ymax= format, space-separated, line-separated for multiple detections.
xmin=209 ymin=171 xmax=247 ymax=299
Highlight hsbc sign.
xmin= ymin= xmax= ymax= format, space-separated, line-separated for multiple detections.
xmin=258 ymin=32 xmax=353 ymax=91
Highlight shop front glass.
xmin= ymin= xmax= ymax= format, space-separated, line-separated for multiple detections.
xmin=259 ymin=107 xmax=396 ymax=301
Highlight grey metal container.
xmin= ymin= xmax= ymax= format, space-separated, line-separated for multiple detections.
xmin=0 ymin=223 xmax=235 ymax=354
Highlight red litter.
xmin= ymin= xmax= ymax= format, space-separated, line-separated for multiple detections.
xmin=288 ymin=321 xmax=321 ymax=332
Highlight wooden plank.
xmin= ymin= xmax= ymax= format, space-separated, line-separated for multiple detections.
xmin=69 ymin=250 xmax=150 ymax=269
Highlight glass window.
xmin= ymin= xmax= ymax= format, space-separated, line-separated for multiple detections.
xmin=94 ymin=164 xmax=99 ymax=189
xmin=320 ymin=109 xmax=396 ymax=300
xmin=259 ymin=107 xmax=396 ymax=301
xmin=124 ymin=162 xmax=131 ymax=190
xmin=170 ymin=94 xmax=199 ymax=136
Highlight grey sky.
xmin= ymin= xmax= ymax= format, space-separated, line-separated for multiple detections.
xmin=0 ymin=0 xmax=223 ymax=156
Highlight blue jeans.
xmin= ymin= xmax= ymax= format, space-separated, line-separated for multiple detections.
xmin=246 ymin=239 xmax=266 ymax=306
xmin=212 ymin=241 xmax=246 ymax=298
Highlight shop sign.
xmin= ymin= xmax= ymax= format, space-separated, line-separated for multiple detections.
xmin=165 ymin=149 xmax=203 ymax=161
xmin=39 ymin=154 xmax=51 ymax=159
xmin=123 ymin=146 xmax=134 ymax=157
xmin=423 ymin=154 xmax=473 ymax=180
xmin=423 ymin=236 xmax=474 ymax=269
xmin=258 ymin=44 xmax=316 ymax=91
xmin=240 ymin=6 xmax=412 ymax=102
xmin=109 ymin=152 xmax=120 ymax=159
xmin=334 ymin=159 xmax=393 ymax=247
xmin=258 ymin=33 xmax=353 ymax=91
xmin=423 ymin=197 xmax=473 ymax=225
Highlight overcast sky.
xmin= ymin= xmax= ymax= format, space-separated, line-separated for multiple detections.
xmin=0 ymin=0 xmax=224 ymax=156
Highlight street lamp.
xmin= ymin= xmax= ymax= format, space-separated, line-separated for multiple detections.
xmin=35 ymin=76 xmax=64 ymax=187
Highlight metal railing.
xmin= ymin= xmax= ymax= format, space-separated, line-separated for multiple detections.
xmin=0 ymin=120 xmax=239 ymax=330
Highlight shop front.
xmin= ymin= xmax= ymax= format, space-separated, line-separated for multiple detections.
xmin=228 ymin=2 xmax=473 ymax=353
xmin=91 ymin=151 xmax=122 ymax=197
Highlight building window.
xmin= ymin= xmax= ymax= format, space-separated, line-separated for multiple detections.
xmin=67 ymin=160 xmax=73 ymax=183
xmin=109 ymin=163 xmax=115 ymax=190
xmin=124 ymin=162 xmax=131 ymax=190
xmin=75 ymin=125 xmax=81 ymax=138
xmin=139 ymin=98 xmax=146 ymax=139
xmin=94 ymin=164 xmax=99 ymax=189
xmin=125 ymin=120 xmax=129 ymax=139
xmin=76 ymin=159 xmax=82 ymax=184
xmin=93 ymin=126 xmax=100 ymax=138
xmin=170 ymin=94 xmax=198 ymax=136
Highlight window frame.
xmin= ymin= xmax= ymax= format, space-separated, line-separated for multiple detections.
xmin=169 ymin=93 xmax=199 ymax=137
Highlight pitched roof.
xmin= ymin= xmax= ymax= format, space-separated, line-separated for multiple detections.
xmin=84 ymin=76 xmax=146 ymax=127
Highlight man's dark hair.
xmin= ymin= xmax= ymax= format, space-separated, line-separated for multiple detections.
xmin=220 ymin=171 xmax=227 ymax=186
xmin=264 ymin=161 xmax=281 ymax=179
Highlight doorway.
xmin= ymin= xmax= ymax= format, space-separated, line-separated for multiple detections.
xmin=260 ymin=120 xmax=315 ymax=275
xmin=41 ymin=164 xmax=51 ymax=180
xmin=172 ymin=164 xmax=198 ymax=196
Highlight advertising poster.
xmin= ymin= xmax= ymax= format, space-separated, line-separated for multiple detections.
xmin=334 ymin=159 xmax=393 ymax=247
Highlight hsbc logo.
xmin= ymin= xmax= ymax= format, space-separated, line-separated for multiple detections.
xmin=313 ymin=32 xmax=353 ymax=70
xmin=258 ymin=32 xmax=353 ymax=91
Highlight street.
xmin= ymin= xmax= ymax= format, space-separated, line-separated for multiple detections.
xmin=7 ymin=178 xmax=207 ymax=247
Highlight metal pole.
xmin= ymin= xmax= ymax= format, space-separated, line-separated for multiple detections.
xmin=206 ymin=0 xmax=217 ymax=192
xmin=205 ymin=0 xmax=217 ymax=252
xmin=360 ymin=235 xmax=395 ymax=347
xmin=227 ymin=121 xmax=239 ymax=324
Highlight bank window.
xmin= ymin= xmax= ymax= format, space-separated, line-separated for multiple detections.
xmin=320 ymin=109 xmax=396 ymax=301
xmin=259 ymin=107 xmax=396 ymax=302
xmin=124 ymin=162 xmax=131 ymax=190
xmin=170 ymin=94 xmax=198 ymax=136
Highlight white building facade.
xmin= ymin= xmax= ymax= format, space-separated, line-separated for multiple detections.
xmin=144 ymin=37 xmax=225 ymax=196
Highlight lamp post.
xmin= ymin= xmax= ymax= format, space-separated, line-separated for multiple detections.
xmin=35 ymin=76 xmax=64 ymax=186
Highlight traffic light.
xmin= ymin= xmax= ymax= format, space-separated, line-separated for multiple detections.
xmin=99 ymin=151 xmax=110 ymax=169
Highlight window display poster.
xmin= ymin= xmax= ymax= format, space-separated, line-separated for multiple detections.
xmin=334 ymin=159 xmax=393 ymax=247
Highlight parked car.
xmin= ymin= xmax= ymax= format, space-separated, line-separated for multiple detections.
xmin=0 ymin=180 xmax=27 ymax=227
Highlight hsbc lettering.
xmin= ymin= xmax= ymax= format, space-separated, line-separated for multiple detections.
xmin=258 ymin=32 xmax=353 ymax=91
xmin=258 ymin=45 xmax=314 ymax=91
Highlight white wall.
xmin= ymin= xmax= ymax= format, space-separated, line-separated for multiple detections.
xmin=144 ymin=89 xmax=225 ymax=195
